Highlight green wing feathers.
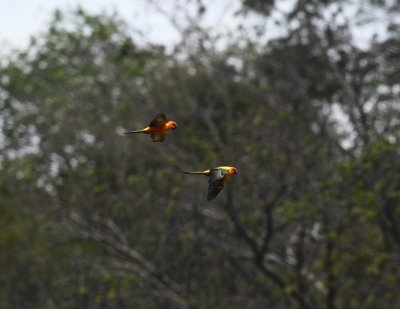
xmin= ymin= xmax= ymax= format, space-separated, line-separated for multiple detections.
xmin=207 ymin=178 xmax=225 ymax=201
xmin=149 ymin=113 xmax=167 ymax=127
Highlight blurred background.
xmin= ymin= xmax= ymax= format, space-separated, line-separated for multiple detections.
xmin=1 ymin=0 xmax=400 ymax=308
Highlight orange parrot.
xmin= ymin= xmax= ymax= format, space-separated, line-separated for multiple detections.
xmin=124 ymin=113 xmax=177 ymax=142
xmin=183 ymin=166 xmax=238 ymax=201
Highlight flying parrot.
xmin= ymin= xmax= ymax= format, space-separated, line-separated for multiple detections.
xmin=124 ymin=113 xmax=177 ymax=142
xmin=183 ymin=166 xmax=238 ymax=201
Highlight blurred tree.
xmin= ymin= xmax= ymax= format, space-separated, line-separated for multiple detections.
xmin=1 ymin=1 xmax=400 ymax=308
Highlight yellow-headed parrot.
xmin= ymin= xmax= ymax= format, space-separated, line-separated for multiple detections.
xmin=124 ymin=113 xmax=177 ymax=142
xmin=183 ymin=166 xmax=238 ymax=201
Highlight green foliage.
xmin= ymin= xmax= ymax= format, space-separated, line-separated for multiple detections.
xmin=1 ymin=3 xmax=400 ymax=308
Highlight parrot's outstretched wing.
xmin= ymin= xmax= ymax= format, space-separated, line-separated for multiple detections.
xmin=149 ymin=113 xmax=167 ymax=127
xmin=207 ymin=178 xmax=225 ymax=201
xmin=207 ymin=168 xmax=228 ymax=201
xmin=208 ymin=168 xmax=227 ymax=185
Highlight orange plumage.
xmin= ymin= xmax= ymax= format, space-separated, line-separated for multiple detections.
xmin=124 ymin=113 xmax=177 ymax=142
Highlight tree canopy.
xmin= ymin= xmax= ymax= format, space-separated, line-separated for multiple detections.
xmin=1 ymin=1 xmax=400 ymax=308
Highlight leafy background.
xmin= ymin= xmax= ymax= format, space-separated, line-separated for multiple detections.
xmin=1 ymin=1 xmax=400 ymax=308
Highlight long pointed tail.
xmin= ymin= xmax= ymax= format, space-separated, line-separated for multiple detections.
xmin=124 ymin=129 xmax=146 ymax=134
xmin=182 ymin=170 xmax=211 ymax=175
